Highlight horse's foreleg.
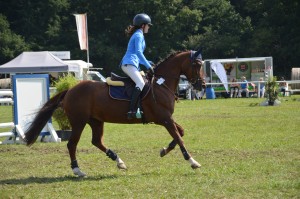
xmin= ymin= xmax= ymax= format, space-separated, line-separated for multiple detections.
xmin=89 ymin=119 xmax=127 ymax=170
xmin=105 ymin=149 xmax=127 ymax=170
xmin=162 ymin=119 xmax=201 ymax=169
xmin=160 ymin=122 xmax=184 ymax=157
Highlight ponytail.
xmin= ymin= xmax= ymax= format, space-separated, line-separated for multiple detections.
xmin=125 ymin=25 xmax=140 ymax=37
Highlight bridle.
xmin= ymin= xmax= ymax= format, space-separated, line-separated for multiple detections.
xmin=152 ymin=50 xmax=203 ymax=81
xmin=189 ymin=50 xmax=204 ymax=89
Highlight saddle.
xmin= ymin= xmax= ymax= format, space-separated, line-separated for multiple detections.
xmin=106 ymin=72 xmax=151 ymax=101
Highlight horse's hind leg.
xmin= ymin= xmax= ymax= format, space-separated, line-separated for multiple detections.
xmin=160 ymin=122 xmax=184 ymax=157
xmin=162 ymin=118 xmax=201 ymax=169
xmin=67 ymin=121 xmax=87 ymax=177
xmin=89 ymin=118 xmax=127 ymax=170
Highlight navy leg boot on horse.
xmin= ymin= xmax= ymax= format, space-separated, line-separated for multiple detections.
xmin=128 ymin=87 xmax=142 ymax=119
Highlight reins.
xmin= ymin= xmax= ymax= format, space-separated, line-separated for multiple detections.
xmin=157 ymin=76 xmax=178 ymax=99
xmin=154 ymin=73 xmax=180 ymax=81
xmin=150 ymin=75 xmax=157 ymax=103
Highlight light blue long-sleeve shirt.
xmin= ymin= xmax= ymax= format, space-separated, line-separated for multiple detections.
xmin=121 ymin=29 xmax=151 ymax=70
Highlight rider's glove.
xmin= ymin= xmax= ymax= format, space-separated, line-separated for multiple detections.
xmin=149 ymin=61 xmax=155 ymax=66
xmin=147 ymin=66 xmax=155 ymax=75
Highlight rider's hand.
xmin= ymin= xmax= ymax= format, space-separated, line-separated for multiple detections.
xmin=149 ymin=61 xmax=155 ymax=66
xmin=147 ymin=66 xmax=155 ymax=75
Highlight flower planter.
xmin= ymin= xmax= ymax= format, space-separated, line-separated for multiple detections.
xmin=265 ymin=76 xmax=279 ymax=105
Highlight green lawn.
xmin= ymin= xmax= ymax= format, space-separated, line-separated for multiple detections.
xmin=0 ymin=96 xmax=299 ymax=198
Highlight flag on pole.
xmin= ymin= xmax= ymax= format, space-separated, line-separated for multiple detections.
xmin=74 ymin=13 xmax=88 ymax=50
xmin=210 ymin=61 xmax=229 ymax=92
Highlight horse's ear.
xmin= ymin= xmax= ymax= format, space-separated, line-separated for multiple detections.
xmin=194 ymin=47 xmax=202 ymax=58
xmin=193 ymin=47 xmax=202 ymax=60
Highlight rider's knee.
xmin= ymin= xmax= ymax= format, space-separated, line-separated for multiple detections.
xmin=136 ymin=81 xmax=145 ymax=90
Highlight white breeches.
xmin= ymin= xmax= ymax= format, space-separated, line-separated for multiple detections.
xmin=121 ymin=65 xmax=145 ymax=90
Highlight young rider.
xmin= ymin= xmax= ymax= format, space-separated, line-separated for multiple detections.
xmin=120 ymin=13 xmax=154 ymax=119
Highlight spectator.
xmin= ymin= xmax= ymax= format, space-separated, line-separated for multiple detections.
xmin=197 ymin=75 xmax=208 ymax=99
xmin=258 ymin=77 xmax=265 ymax=98
xmin=238 ymin=76 xmax=249 ymax=98
xmin=191 ymin=85 xmax=198 ymax=100
xmin=197 ymin=89 xmax=205 ymax=99
xmin=279 ymin=76 xmax=288 ymax=97
xmin=230 ymin=78 xmax=239 ymax=98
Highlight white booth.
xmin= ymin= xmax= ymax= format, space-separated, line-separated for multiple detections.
xmin=204 ymin=57 xmax=273 ymax=94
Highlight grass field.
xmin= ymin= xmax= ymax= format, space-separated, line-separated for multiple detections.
xmin=0 ymin=96 xmax=299 ymax=198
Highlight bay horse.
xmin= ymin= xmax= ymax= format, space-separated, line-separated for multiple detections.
xmin=24 ymin=49 xmax=203 ymax=177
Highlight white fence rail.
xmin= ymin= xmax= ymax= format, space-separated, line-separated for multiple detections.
xmin=0 ymin=89 xmax=13 ymax=105
xmin=205 ymin=80 xmax=300 ymax=98
xmin=0 ymin=90 xmax=15 ymax=143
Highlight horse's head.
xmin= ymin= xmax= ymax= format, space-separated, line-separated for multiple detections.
xmin=153 ymin=49 xmax=205 ymax=91
xmin=182 ymin=49 xmax=205 ymax=90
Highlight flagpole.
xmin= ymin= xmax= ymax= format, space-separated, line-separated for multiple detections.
xmin=85 ymin=13 xmax=90 ymax=65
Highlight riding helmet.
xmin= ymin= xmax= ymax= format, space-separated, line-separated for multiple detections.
xmin=133 ymin=13 xmax=152 ymax=26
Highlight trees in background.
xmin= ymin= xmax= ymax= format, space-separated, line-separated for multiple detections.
xmin=0 ymin=0 xmax=299 ymax=78
xmin=230 ymin=0 xmax=300 ymax=77
xmin=0 ymin=14 xmax=28 ymax=63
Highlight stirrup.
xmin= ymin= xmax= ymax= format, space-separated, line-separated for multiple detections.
xmin=127 ymin=111 xmax=136 ymax=119
xmin=127 ymin=109 xmax=143 ymax=119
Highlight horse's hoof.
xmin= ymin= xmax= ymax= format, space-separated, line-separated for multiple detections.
xmin=72 ymin=167 xmax=87 ymax=177
xmin=117 ymin=163 xmax=127 ymax=170
xmin=188 ymin=157 xmax=201 ymax=169
xmin=191 ymin=162 xmax=201 ymax=169
xmin=160 ymin=147 xmax=167 ymax=157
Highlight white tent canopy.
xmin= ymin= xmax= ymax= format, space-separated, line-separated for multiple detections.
xmin=0 ymin=51 xmax=79 ymax=73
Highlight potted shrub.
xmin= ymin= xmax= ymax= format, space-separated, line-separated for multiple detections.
xmin=265 ymin=76 xmax=279 ymax=105
xmin=52 ymin=74 xmax=79 ymax=140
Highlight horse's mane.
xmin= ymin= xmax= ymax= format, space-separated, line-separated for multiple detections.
xmin=156 ymin=50 xmax=188 ymax=67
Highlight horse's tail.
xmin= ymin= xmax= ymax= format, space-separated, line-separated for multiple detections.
xmin=24 ymin=90 xmax=68 ymax=146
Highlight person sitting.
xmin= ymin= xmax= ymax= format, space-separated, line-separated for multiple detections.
xmin=230 ymin=78 xmax=239 ymax=98
xmin=279 ymin=76 xmax=287 ymax=97
xmin=238 ymin=76 xmax=249 ymax=98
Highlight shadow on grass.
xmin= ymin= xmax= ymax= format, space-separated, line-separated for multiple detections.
xmin=0 ymin=174 xmax=120 ymax=185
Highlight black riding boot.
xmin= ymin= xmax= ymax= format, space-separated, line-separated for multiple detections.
xmin=127 ymin=87 xmax=142 ymax=119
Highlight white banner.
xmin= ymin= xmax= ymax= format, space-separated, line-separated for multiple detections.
xmin=74 ymin=14 xmax=88 ymax=50
xmin=210 ymin=61 xmax=229 ymax=92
